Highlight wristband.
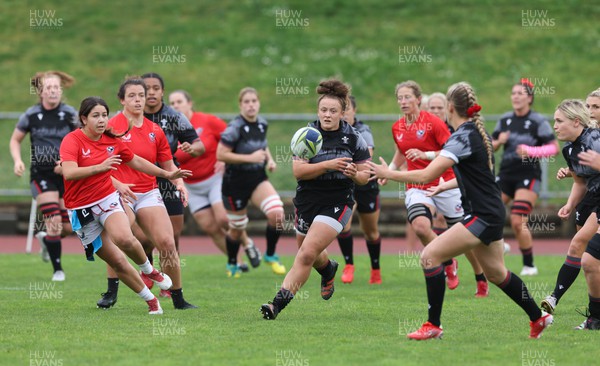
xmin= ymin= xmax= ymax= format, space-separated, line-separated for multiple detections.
xmin=425 ymin=151 xmax=436 ymax=160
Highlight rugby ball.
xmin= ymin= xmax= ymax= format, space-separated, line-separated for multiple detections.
xmin=290 ymin=127 xmax=323 ymax=159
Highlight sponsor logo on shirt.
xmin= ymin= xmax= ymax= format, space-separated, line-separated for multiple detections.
xmin=395 ymin=133 xmax=403 ymax=141
xmin=334 ymin=207 xmax=340 ymax=213
xmin=37 ymin=113 xmax=43 ymax=120
xmin=81 ymin=148 xmax=91 ymax=158
xmin=244 ymin=125 xmax=250 ymax=133
xmin=506 ymin=119 xmax=512 ymax=126
xmin=122 ymin=133 xmax=132 ymax=142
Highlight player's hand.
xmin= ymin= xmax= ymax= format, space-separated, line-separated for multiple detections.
xmin=114 ymin=181 xmax=137 ymax=204
xmin=53 ymin=160 xmax=63 ymax=175
xmin=342 ymin=162 xmax=358 ymax=178
xmin=516 ymin=144 xmax=529 ymax=157
xmin=557 ymin=205 xmax=572 ymax=220
xmin=426 ymin=177 xmax=445 ymax=197
xmin=329 ymin=157 xmax=352 ymax=172
xmin=14 ymin=160 xmax=26 ymax=177
xmin=368 ymin=157 xmax=389 ymax=181
xmin=176 ymin=183 xmax=189 ymax=207
xmin=178 ymin=142 xmax=195 ymax=155
xmin=166 ymin=168 xmax=192 ymax=180
xmin=405 ymin=149 xmax=424 ymax=162
xmin=578 ymin=150 xmax=600 ymax=170
xmin=99 ymin=155 xmax=122 ymax=172
xmin=556 ymin=167 xmax=571 ymax=180
xmin=267 ymin=159 xmax=277 ymax=172
xmin=248 ymin=150 xmax=268 ymax=164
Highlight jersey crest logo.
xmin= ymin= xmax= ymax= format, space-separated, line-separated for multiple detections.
xmin=524 ymin=120 xmax=531 ymax=129
xmin=37 ymin=113 xmax=43 ymax=120
xmin=58 ymin=111 xmax=65 ymax=121
xmin=106 ymin=146 xmax=115 ymax=155
xmin=148 ymin=132 xmax=156 ymax=142
xmin=258 ymin=124 xmax=265 ymax=133
xmin=244 ymin=125 xmax=250 ymax=133
xmin=524 ymin=179 xmax=530 ymax=186
xmin=341 ymin=136 xmax=349 ymax=144
xmin=455 ymin=204 xmax=462 ymax=212
xmin=506 ymin=119 xmax=512 ymax=126
xmin=81 ymin=148 xmax=91 ymax=158
xmin=334 ymin=207 xmax=340 ymax=213
xmin=416 ymin=130 xmax=425 ymax=139
xmin=160 ymin=118 xmax=167 ymax=128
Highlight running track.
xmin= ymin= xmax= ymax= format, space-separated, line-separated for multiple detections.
xmin=0 ymin=235 xmax=570 ymax=255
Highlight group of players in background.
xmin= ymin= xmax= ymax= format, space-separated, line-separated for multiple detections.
xmin=9 ymin=70 xmax=600 ymax=336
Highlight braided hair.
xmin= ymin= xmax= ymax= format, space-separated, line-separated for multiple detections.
xmin=447 ymin=82 xmax=493 ymax=172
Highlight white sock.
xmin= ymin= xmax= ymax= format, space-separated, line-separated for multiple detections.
xmin=139 ymin=260 xmax=153 ymax=274
xmin=137 ymin=286 xmax=154 ymax=301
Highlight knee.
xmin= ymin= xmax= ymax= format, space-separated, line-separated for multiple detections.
xmin=412 ymin=219 xmax=432 ymax=239
xmin=568 ymin=239 xmax=587 ymax=257
xmin=485 ymin=269 xmax=507 ymax=285
xmin=296 ymin=247 xmax=317 ymax=267
xmin=582 ymin=255 xmax=599 ymax=273
xmin=510 ymin=215 xmax=526 ymax=232
xmin=266 ymin=210 xmax=284 ymax=226
xmin=110 ymin=255 xmax=131 ymax=274
xmin=114 ymin=234 xmax=139 ymax=252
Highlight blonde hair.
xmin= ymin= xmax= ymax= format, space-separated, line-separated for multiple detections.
xmin=588 ymin=88 xmax=600 ymax=99
xmin=395 ymin=80 xmax=422 ymax=99
xmin=239 ymin=87 xmax=258 ymax=103
xmin=31 ymin=70 xmax=75 ymax=97
xmin=557 ymin=99 xmax=593 ymax=128
xmin=427 ymin=92 xmax=447 ymax=109
xmin=447 ymin=82 xmax=493 ymax=172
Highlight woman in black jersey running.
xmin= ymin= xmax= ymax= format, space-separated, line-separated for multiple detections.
xmin=552 ymin=99 xmax=600 ymax=330
xmin=541 ymin=89 xmax=600 ymax=315
xmin=217 ymin=87 xmax=286 ymax=277
xmin=369 ymin=82 xmax=552 ymax=340
xmin=492 ymin=79 xmax=559 ymax=276
xmin=9 ymin=71 xmax=78 ymax=281
xmin=260 ymin=79 xmax=371 ymax=320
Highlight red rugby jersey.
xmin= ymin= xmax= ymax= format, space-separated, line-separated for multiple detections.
xmin=391 ymin=110 xmax=456 ymax=189
xmin=174 ymin=112 xmax=227 ymax=183
xmin=60 ymin=129 xmax=134 ymax=209
xmin=108 ymin=113 xmax=172 ymax=193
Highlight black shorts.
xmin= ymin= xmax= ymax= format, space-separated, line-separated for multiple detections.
xmin=496 ymin=173 xmax=541 ymax=198
xmin=157 ymin=178 xmax=184 ymax=216
xmin=462 ymin=214 xmax=504 ymax=245
xmin=586 ymin=234 xmax=600 ymax=261
xmin=222 ymin=170 xmax=267 ymax=211
xmin=354 ymin=187 xmax=380 ymax=214
xmin=294 ymin=200 xmax=353 ymax=235
xmin=30 ymin=170 xmax=65 ymax=198
xmin=575 ymin=190 xmax=599 ymax=227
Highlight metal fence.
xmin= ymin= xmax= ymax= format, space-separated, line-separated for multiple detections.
xmin=1 ymin=112 xmax=565 ymax=200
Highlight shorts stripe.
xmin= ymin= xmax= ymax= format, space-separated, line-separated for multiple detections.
xmin=464 ymin=216 xmax=479 ymax=228
xmin=528 ymin=179 xmax=536 ymax=190
xmin=337 ymin=205 xmax=349 ymax=221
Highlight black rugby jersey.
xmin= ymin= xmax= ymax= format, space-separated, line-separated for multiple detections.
xmin=440 ymin=121 xmax=505 ymax=223
xmin=562 ymin=128 xmax=600 ymax=194
xmin=16 ymin=103 xmax=78 ymax=172
xmin=492 ymin=110 xmax=555 ymax=176
xmin=294 ymin=120 xmax=370 ymax=206
xmin=144 ymin=103 xmax=198 ymax=162
xmin=220 ymin=114 xmax=269 ymax=173
xmin=350 ymin=118 xmax=378 ymax=192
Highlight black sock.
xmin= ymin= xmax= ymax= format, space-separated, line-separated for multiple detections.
xmin=266 ymin=225 xmax=281 ymax=257
xmin=44 ymin=235 xmax=63 ymax=272
xmin=424 ymin=265 xmax=446 ymax=327
xmin=442 ymin=259 xmax=453 ymax=267
xmin=589 ymin=295 xmax=600 ymax=319
xmin=107 ymin=277 xmax=119 ymax=293
xmin=337 ymin=231 xmax=354 ymax=265
xmin=170 ymin=288 xmax=184 ymax=306
xmin=552 ymin=256 xmax=581 ymax=302
xmin=366 ymin=236 xmax=381 ymax=270
xmin=497 ymin=271 xmax=542 ymax=321
xmin=272 ymin=288 xmax=294 ymax=313
xmin=225 ymin=236 xmax=241 ymax=265
xmin=475 ymin=273 xmax=486 ymax=282
xmin=316 ymin=260 xmax=333 ymax=278
xmin=521 ymin=247 xmax=534 ymax=267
